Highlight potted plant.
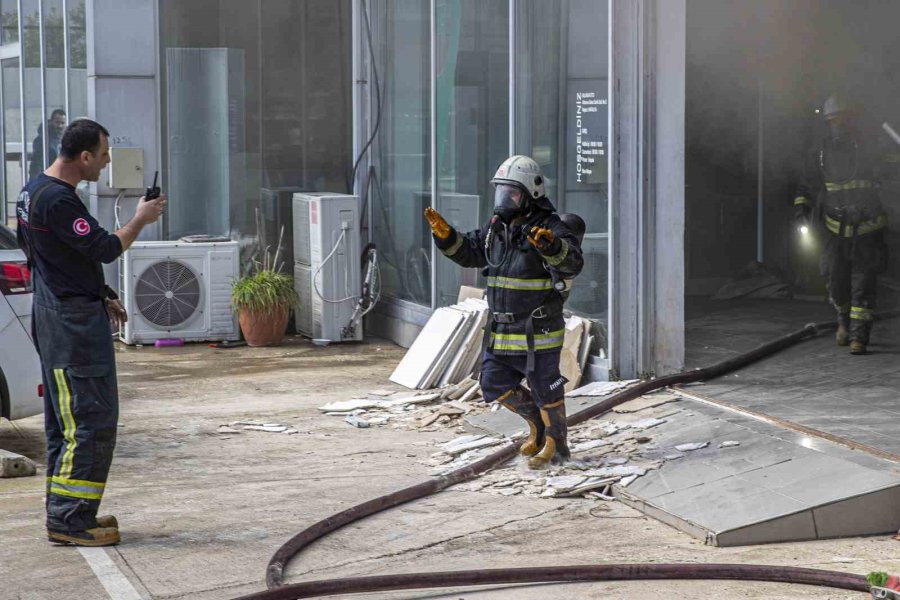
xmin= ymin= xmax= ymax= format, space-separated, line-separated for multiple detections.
xmin=231 ymin=262 xmax=297 ymax=347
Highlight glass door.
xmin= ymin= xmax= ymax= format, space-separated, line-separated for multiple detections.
xmin=1 ymin=55 xmax=20 ymax=227
xmin=514 ymin=0 xmax=610 ymax=356
xmin=434 ymin=0 xmax=509 ymax=308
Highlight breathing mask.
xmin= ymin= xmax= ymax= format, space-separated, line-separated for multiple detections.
xmin=493 ymin=183 xmax=528 ymax=224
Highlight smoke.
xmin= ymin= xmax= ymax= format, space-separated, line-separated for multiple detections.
xmin=686 ymin=0 xmax=900 ymax=286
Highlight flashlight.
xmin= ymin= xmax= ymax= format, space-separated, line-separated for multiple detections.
xmin=796 ymin=213 xmax=811 ymax=241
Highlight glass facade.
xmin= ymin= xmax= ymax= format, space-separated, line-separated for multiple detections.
xmin=0 ymin=0 xmax=85 ymax=227
xmin=516 ymin=0 xmax=609 ymax=322
xmin=153 ymin=1 xmax=610 ymax=353
xmin=435 ymin=0 xmax=509 ymax=307
xmin=158 ymin=0 xmax=352 ymax=269
xmin=367 ymin=0 xmax=610 ymax=351
xmin=369 ymin=0 xmax=432 ymax=305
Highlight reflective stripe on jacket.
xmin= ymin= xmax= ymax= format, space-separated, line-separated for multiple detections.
xmin=433 ymin=197 xmax=583 ymax=355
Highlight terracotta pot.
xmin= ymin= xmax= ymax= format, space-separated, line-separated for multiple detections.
xmin=238 ymin=307 xmax=289 ymax=347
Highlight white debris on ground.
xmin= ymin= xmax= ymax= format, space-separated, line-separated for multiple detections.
xmin=434 ymin=389 xmax=729 ymax=501
xmin=345 ymin=415 xmax=370 ymax=429
xmin=304 ymin=380 xmax=707 ymax=503
xmin=675 ymin=442 xmax=709 ymax=452
xmin=215 ymin=421 xmax=300 ymax=436
xmin=214 ymin=379 xmax=494 ymax=439
xmin=313 ymin=380 xmax=494 ymax=433
xmin=218 ymin=377 xmax=737 ymax=507
xmin=566 ymin=380 xmax=641 ymax=398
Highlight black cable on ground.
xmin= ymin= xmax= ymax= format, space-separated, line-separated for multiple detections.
xmin=233 ymin=314 xmax=898 ymax=599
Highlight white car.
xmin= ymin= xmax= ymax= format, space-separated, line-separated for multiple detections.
xmin=0 ymin=224 xmax=43 ymax=420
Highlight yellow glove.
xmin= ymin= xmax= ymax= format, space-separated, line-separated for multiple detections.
xmin=424 ymin=207 xmax=451 ymax=240
xmin=527 ymin=226 xmax=561 ymax=254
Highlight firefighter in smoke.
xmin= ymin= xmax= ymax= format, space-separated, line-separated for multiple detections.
xmin=794 ymin=94 xmax=890 ymax=355
xmin=424 ymin=155 xmax=584 ymax=469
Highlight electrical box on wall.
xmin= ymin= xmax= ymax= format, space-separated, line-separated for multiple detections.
xmin=108 ymin=147 xmax=145 ymax=189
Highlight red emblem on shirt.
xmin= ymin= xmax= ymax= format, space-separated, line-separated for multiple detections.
xmin=73 ymin=218 xmax=91 ymax=236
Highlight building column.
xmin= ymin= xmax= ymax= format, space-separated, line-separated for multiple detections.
xmin=609 ymin=0 xmax=685 ymax=379
xmin=85 ymin=0 xmax=161 ymax=290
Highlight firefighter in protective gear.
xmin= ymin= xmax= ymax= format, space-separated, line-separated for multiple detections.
xmin=424 ymin=155 xmax=584 ymax=469
xmin=794 ymin=94 xmax=889 ymax=355
xmin=17 ymin=119 xmax=165 ymax=546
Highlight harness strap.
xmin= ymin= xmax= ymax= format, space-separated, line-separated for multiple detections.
xmin=525 ymin=314 xmax=536 ymax=373
xmin=474 ymin=304 xmax=564 ymax=378
xmin=472 ymin=311 xmax=493 ymax=380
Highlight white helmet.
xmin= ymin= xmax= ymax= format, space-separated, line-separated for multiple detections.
xmin=491 ymin=155 xmax=545 ymax=199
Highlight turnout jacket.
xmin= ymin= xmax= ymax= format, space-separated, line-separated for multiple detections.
xmin=795 ymin=135 xmax=890 ymax=238
xmin=434 ymin=196 xmax=583 ymax=356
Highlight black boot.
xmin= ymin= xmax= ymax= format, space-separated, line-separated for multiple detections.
xmin=498 ymin=388 xmax=544 ymax=457
xmin=849 ymin=308 xmax=873 ymax=355
xmin=47 ymin=526 xmax=120 ymax=547
xmin=836 ymin=313 xmax=850 ymax=346
xmin=529 ymin=399 xmax=569 ymax=469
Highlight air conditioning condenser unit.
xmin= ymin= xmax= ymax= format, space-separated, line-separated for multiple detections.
xmin=120 ymin=240 xmax=240 ymax=344
xmin=293 ymin=193 xmax=362 ymax=342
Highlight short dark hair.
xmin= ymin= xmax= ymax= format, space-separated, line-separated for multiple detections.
xmin=51 ymin=109 xmax=66 ymax=119
xmin=60 ymin=119 xmax=109 ymax=159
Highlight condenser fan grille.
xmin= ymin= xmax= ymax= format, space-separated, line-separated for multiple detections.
xmin=134 ymin=260 xmax=201 ymax=328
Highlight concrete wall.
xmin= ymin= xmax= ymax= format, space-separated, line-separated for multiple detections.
xmin=653 ymin=0 xmax=686 ymax=376
xmin=86 ymin=0 xmax=161 ymax=291
xmin=610 ymin=0 xmax=685 ymax=379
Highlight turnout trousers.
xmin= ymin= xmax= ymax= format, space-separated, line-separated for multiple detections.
xmin=821 ymin=231 xmax=886 ymax=345
xmin=479 ymin=349 xmax=568 ymax=407
xmin=32 ymin=278 xmax=118 ymax=533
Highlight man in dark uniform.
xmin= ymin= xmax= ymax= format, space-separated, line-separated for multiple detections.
xmin=16 ymin=119 xmax=166 ymax=546
xmin=29 ymin=108 xmax=67 ymax=182
xmin=794 ymin=94 xmax=889 ymax=355
xmin=425 ymin=155 xmax=583 ymax=469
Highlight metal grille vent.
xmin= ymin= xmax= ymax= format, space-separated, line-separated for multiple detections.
xmin=134 ymin=260 xmax=201 ymax=328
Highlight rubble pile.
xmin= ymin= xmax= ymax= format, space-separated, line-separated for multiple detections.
xmin=221 ymin=377 xmax=748 ymax=510
xmin=313 ymin=381 xmax=492 ymax=432
xmin=436 ymin=389 xmax=743 ymax=501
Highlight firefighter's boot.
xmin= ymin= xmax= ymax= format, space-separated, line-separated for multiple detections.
xmin=528 ymin=400 xmax=570 ymax=469
xmin=45 ymin=486 xmax=117 ymax=531
xmin=835 ymin=319 xmax=850 ymax=346
xmin=47 ymin=526 xmax=120 ymax=547
xmin=97 ymin=515 xmax=118 ymax=529
xmin=498 ymin=388 xmax=544 ymax=457
xmin=850 ymin=341 xmax=867 ymax=355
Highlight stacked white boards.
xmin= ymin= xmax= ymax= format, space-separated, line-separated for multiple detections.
xmin=390 ymin=295 xmax=595 ymax=393
xmin=389 ymin=298 xmax=489 ymax=390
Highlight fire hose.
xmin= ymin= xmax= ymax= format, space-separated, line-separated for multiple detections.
xmin=234 ymin=315 xmax=898 ymax=599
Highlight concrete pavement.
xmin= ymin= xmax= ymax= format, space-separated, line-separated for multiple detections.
xmin=1 ymin=335 xmax=897 ymax=599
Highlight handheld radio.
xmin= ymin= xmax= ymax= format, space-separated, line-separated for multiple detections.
xmin=146 ymin=171 xmax=160 ymax=200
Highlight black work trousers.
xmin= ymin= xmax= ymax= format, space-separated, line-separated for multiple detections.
xmin=822 ymin=231 xmax=886 ymax=345
xmin=32 ymin=280 xmax=118 ymax=533
xmin=479 ymin=349 xmax=567 ymax=407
